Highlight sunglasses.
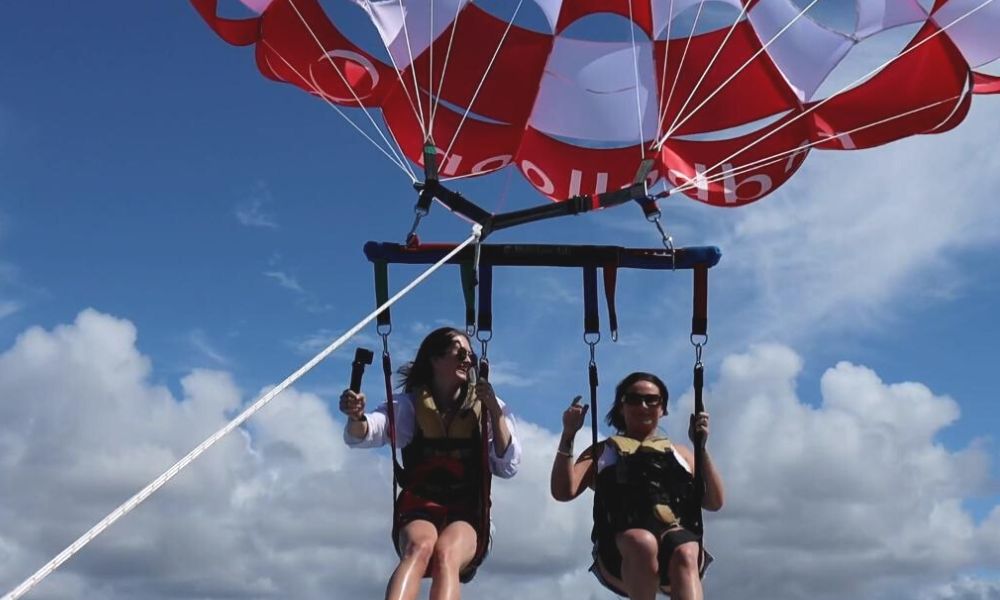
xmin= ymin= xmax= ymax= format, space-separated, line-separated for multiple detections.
xmin=621 ymin=393 xmax=664 ymax=408
xmin=446 ymin=346 xmax=472 ymax=362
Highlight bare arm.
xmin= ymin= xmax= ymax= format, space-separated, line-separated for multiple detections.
xmin=684 ymin=411 xmax=725 ymax=511
xmin=550 ymin=396 xmax=595 ymax=502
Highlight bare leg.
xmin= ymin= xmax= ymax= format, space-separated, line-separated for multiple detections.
xmin=616 ymin=529 xmax=660 ymax=600
xmin=428 ymin=521 xmax=477 ymax=600
xmin=666 ymin=542 xmax=702 ymax=600
xmin=386 ymin=520 xmax=438 ymax=600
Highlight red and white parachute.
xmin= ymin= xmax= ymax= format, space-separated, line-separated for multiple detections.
xmin=193 ymin=0 xmax=999 ymax=208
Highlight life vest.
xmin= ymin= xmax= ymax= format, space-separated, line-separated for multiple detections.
xmin=397 ymin=389 xmax=486 ymax=505
xmin=593 ymin=436 xmax=700 ymax=539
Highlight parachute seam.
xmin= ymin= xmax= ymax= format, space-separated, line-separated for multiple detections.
xmin=664 ymin=0 xmax=997 ymax=199
xmin=0 ymin=229 xmax=484 ymax=600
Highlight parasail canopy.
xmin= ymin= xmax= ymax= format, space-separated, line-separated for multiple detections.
xmin=193 ymin=0 xmax=1000 ymax=212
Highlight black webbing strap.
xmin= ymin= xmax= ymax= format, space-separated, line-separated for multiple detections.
xmin=460 ymin=262 xmax=476 ymax=334
xmin=583 ymin=266 xmax=600 ymax=448
xmin=583 ymin=266 xmax=599 ymax=336
xmin=691 ymin=263 xmax=709 ymax=539
xmin=383 ymin=345 xmax=404 ymax=545
xmin=602 ymin=263 xmax=619 ymax=341
xmin=692 ymin=265 xmax=708 ymax=337
xmin=374 ymin=261 xmax=391 ymax=330
xmin=477 ymin=264 xmax=494 ymax=336
xmin=473 ymin=357 xmax=492 ymax=569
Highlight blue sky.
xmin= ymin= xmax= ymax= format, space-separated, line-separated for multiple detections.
xmin=3 ymin=2 xmax=1000 ymax=600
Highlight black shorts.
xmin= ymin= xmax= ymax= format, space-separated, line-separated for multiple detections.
xmin=592 ymin=526 xmax=703 ymax=597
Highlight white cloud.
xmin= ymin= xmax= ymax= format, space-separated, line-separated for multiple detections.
xmin=0 ymin=300 xmax=20 ymax=320
xmin=234 ymin=184 xmax=278 ymax=229
xmin=2 ymin=313 xmax=998 ymax=600
xmin=263 ymin=270 xmax=304 ymax=294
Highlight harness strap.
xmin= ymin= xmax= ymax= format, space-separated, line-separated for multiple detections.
xmin=602 ymin=262 xmax=619 ymax=341
xmin=474 ymin=358 xmax=492 ymax=568
xmin=477 ymin=264 xmax=494 ymax=336
xmin=460 ymin=262 xmax=476 ymax=334
xmin=583 ymin=266 xmax=601 ymax=448
xmin=692 ymin=265 xmax=708 ymax=337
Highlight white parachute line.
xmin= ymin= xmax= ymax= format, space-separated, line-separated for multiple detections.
xmin=0 ymin=227 xmax=483 ymax=600
xmin=626 ymin=0 xmax=647 ymax=159
xmin=658 ymin=0 xmax=821 ymax=149
xmin=360 ymin=0 xmax=432 ymax=141
xmin=429 ymin=0 xmax=467 ymax=133
xmin=658 ymin=0 xmax=757 ymax=147
xmin=396 ymin=0 xmax=431 ymax=140
xmin=663 ymin=0 xmax=994 ymax=198
xmin=667 ymin=94 xmax=966 ymax=197
xmin=655 ymin=0 xmax=708 ymax=148
xmin=654 ymin=0 xmax=677 ymax=144
xmin=440 ymin=0 xmax=525 ymax=170
xmin=262 ymin=39 xmax=417 ymax=182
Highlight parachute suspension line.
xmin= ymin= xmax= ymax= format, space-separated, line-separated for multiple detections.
xmin=658 ymin=0 xmax=820 ymax=148
xmin=658 ymin=0 xmax=758 ymax=147
xmin=261 ymin=40 xmax=417 ymax=183
xmin=626 ymin=0 xmax=647 ymax=159
xmin=664 ymin=94 xmax=967 ymax=199
xmin=428 ymin=0 xmax=467 ymax=134
xmin=395 ymin=0 xmax=430 ymax=139
xmin=654 ymin=0 xmax=708 ymax=146
xmin=354 ymin=0 xmax=429 ymax=139
xmin=661 ymin=0 xmax=994 ymax=200
xmin=0 ymin=227 xmax=483 ymax=600
xmin=652 ymin=0 xmax=676 ymax=152
xmin=440 ymin=0 xmax=526 ymax=173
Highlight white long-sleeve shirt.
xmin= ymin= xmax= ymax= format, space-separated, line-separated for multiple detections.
xmin=343 ymin=392 xmax=521 ymax=479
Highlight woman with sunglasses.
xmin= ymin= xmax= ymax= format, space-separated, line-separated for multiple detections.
xmin=550 ymin=372 xmax=724 ymax=600
xmin=340 ymin=326 xmax=521 ymax=600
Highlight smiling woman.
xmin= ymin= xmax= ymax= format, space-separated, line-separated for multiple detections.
xmin=551 ymin=371 xmax=724 ymax=600
xmin=339 ymin=326 xmax=522 ymax=600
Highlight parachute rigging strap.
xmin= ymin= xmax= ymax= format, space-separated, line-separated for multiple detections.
xmin=602 ymin=262 xmax=619 ymax=342
xmin=413 ymin=178 xmax=654 ymax=239
xmin=583 ymin=266 xmax=601 ymax=448
xmin=1 ymin=228 xmax=484 ymax=600
xmin=460 ymin=261 xmax=477 ymax=336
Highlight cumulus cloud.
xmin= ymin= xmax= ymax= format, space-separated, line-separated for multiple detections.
xmin=1 ymin=313 xmax=998 ymax=600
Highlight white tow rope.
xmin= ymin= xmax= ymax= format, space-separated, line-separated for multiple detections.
xmin=2 ymin=227 xmax=482 ymax=600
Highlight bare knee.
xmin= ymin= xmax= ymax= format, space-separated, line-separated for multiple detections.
xmin=669 ymin=542 xmax=700 ymax=576
xmin=617 ymin=529 xmax=659 ymax=574
xmin=402 ymin=534 xmax=437 ymax=565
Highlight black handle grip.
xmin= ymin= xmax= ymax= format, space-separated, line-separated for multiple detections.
xmin=350 ymin=348 xmax=375 ymax=392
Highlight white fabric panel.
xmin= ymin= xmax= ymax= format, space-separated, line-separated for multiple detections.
xmin=353 ymin=0 xmax=469 ymax=68
xmin=530 ymin=0 xmax=562 ymax=32
xmin=855 ymin=0 xmax=928 ymax=39
xmin=748 ymin=0 xmax=854 ymax=100
xmin=651 ymin=0 xmax=747 ymax=39
xmin=529 ymin=37 xmax=657 ymax=142
xmin=239 ymin=0 xmax=275 ymax=14
xmin=933 ymin=0 xmax=1000 ymax=67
